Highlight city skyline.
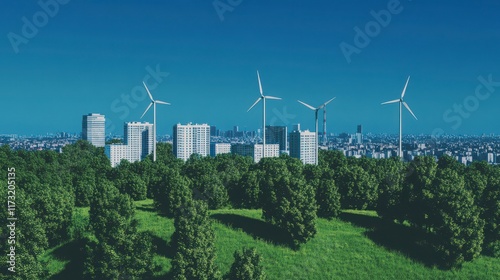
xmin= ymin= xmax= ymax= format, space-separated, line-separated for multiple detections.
xmin=2 ymin=1 xmax=500 ymax=136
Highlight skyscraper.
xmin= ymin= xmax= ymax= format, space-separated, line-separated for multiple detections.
xmin=173 ymin=123 xmax=210 ymax=161
xmin=356 ymin=125 xmax=363 ymax=144
xmin=125 ymin=122 xmax=154 ymax=160
xmin=289 ymin=128 xmax=317 ymax=165
xmin=265 ymin=125 xmax=288 ymax=153
xmin=82 ymin=113 xmax=105 ymax=147
xmin=105 ymin=122 xmax=153 ymax=167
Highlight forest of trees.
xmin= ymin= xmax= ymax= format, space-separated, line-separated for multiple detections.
xmin=0 ymin=140 xmax=499 ymax=278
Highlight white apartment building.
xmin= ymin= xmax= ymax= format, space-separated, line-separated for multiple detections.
xmin=289 ymin=129 xmax=317 ymax=165
xmin=173 ymin=123 xmax=210 ymax=161
xmin=82 ymin=113 xmax=105 ymax=147
xmin=105 ymin=122 xmax=153 ymax=167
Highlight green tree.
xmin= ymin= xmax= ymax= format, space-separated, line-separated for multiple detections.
xmin=376 ymin=157 xmax=405 ymax=221
xmin=337 ymin=166 xmax=378 ymax=210
xmin=481 ymin=181 xmax=500 ymax=257
xmin=153 ymin=168 xmax=192 ymax=217
xmin=30 ymin=182 xmax=74 ymax=246
xmin=225 ymin=248 xmax=266 ymax=280
xmin=318 ymin=150 xmax=347 ymax=170
xmin=171 ymin=200 xmax=220 ymax=280
xmin=183 ymin=155 xmax=228 ymax=209
xmin=261 ymin=174 xmax=317 ymax=248
xmin=316 ymin=178 xmax=341 ymax=219
xmin=231 ymin=169 xmax=261 ymax=209
xmin=429 ymin=169 xmax=484 ymax=268
xmin=84 ymin=182 xmax=155 ymax=279
xmin=402 ymin=156 xmax=437 ymax=228
xmin=0 ymin=187 xmax=48 ymax=280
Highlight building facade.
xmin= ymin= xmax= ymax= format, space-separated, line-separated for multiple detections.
xmin=265 ymin=125 xmax=288 ymax=153
xmin=82 ymin=113 xmax=105 ymax=147
xmin=210 ymin=143 xmax=232 ymax=157
xmin=289 ymin=129 xmax=317 ymax=165
xmin=231 ymin=143 xmax=279 ymax=163
xmin=173 ymin=123 xmax=210 ymax=161
xmin=105 ymin=122 xmax=153 ymax=167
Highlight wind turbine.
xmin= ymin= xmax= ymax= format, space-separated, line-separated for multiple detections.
xmin=141 ymin=81 xmax=170 ymax=162
xmin=247 ymin=71 xmax=281 ymax=159
xmin=381 ymin=76 xmax=417 ymax=159
xmin=297 ymin=97 xmax=336 ymax=165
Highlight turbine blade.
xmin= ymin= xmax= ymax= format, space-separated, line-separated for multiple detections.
xmin=403 ymin=101 xmax=418 ymax=120
xmin=247 ymin=97 xmax=262 ymax=112
xmin=156 ymin=100 xmax=170 ymax=105
xmin=257 ymin=71 xmax=263 ymax=97
xmin=143 ymin=81 xmax=154 ymax=102
xmin=265 ymin=95 xmax=281 ymax=100
xmin=401 ymin=76 xmax=410 ymax=99
xmin=141 ymin=102 xmax=153 ymax=119
xmin=381 ymin=99 xmax=400 ymax=105
xmin=298 ymin=100 xmax=316 ymax=110
xmin=323 ymin=97 xmax=336 ymax=106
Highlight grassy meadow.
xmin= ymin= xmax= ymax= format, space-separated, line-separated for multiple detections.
xmin=41 ymin=199 xmax=500 ymax=279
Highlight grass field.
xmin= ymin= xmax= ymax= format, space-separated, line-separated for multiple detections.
xmin=42 ymin=199 xmax=500 ymax=279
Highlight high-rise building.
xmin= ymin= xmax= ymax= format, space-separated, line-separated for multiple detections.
xmin=289 ymin=129 xmax=317 ymax=165
xmin=125 ymin=122 xmax=154 ymax=160
xmin=265 ymin=125 xmax=288 ymax=153
xmin=173 ymin=123 xmax=210 ymax=161
xmin=82 ymin=113 xmax=105 ymax=147
xmin=210 ymin=125 xmax=217 ymax=137
xmin=105 ymin=122 xmax=153 ymax=167
xmin=231 ymin=143 xmax=279 ymax=163
xmin=210 ymin=143 xmax=232 ymax=157
xmin=356 ymin=124 xmax=363 ymax=144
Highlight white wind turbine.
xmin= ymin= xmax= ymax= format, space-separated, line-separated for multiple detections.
xmin=381 ymin=76 xmax=417 ymax=159
xmin=247 ymin=71 xmax=281 ymax=159
xmin=141 ymin=81 xmax=170 ymax=162
xmin=297 ymin=97 xmax=336 ymax=165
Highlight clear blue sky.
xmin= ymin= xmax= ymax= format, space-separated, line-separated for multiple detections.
xmin=1 ymin=0 xmax=500 ymax=136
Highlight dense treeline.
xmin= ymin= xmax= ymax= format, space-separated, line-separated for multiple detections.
xmin=0 ymin=141 xmax=499 ymax=278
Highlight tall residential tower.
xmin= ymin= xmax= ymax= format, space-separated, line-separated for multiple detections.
xmin=173 ymin=123 xmax=210 ymax=161
xmin=82 ymin=113 xmax=105 ymax=147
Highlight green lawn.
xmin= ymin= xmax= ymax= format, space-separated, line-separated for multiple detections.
xmin=42 ymin=199 xmax=500 ymax=279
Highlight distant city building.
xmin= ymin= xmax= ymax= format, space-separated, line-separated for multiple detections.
xmin=231 ymin=143 xmax=279 ymax=163
xmin=82 ymin=113 xmax=105 ymax=147
xmin=105 ymin=122 xmax=153 ymax=167
xmin=289 ymin=128 xmax=317 ymax=165
xmin=210 ymin=125 xmax=217 ymax=137
xmin=356 ymin=125 xmax=363 ymax=144
xmin=173 ymin=123 xmax=210 ymax=161
xmin=265 ymin=125 xmax=288 ymax=152
xmin=210 ymin=143 xmax=231 ymax=157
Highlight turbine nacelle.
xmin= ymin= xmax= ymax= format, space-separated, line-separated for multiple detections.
xmin=141 ymin=81 xmax=171 ymax=119
xmin=381 ymin=76 xmax=417 ymax=120
xmin=247 ymin=71 xmax=282 ymax=112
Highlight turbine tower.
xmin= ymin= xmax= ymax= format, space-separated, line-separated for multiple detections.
xmin=247 ymin=71 xmax=281 ymax=159
xmin=381 ymin=76 xmax=417 ymax=159
xmin=322 ymin=101 xmax=334 ymax=146
xmin=297 ymin=97 xmax=336 ymax=165
xmin=141 ymin=81 xmax=170 ymax=162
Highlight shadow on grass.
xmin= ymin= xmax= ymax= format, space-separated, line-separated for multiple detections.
xmin=49 ymin=239 xmax=85 ymax=280
xmin=148 ymin=233 xmax=174 ymax=259
xmin=211 ymin=213 xmax=293 ymax=248
xmin=339 ymin=212 xmax=438 ymax=267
